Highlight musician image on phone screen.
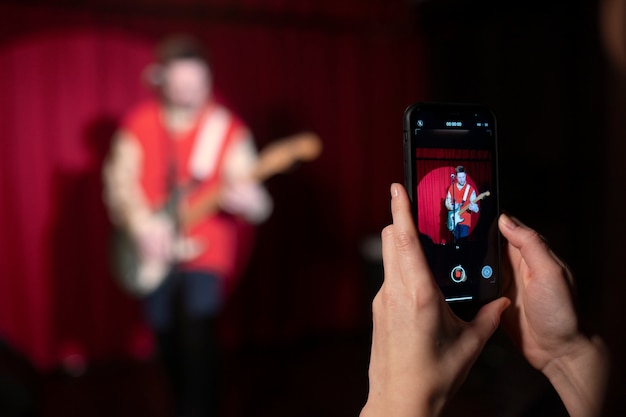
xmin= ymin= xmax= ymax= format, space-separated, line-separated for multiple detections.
xmin=445 ymin=165 xmax=483 ymax=243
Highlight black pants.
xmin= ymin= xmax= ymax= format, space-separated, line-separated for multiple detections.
xmin=144 ymin=270 xmax=224 ymax=417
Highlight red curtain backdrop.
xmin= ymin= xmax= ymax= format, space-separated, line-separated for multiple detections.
xmin=0 ymin=1 xmax=426 ymax=371
xmin=415 ymin=149 xmax=492 ymax=244
xmin=417 ymin=166 xmax=476 ymax=244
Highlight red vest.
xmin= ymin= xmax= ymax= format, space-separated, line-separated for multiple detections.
xmin=447 ymin=182 xmax=473 ymax=228
xmin=121 ymin=99 xmax=248 ymax=277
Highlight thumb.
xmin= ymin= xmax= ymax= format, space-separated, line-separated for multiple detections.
xmin=469 ymin=297 xmax=511 ymax=345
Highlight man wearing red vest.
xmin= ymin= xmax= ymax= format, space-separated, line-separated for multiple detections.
xmin=103 ymin=34 xmax=272 ymax=417
xmin=445 ymin=165 xmax=479 ymax=241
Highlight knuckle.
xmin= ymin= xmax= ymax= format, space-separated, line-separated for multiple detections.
xmin=373 ymin=284 xmax=400 ymax=311
xmin=381 ymin=225 xmax=393 ymax=240
xmin=394 ymin=229 xmax=416 ymax=253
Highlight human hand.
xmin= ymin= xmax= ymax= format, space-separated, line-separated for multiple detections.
xmin=360 ymin=184 xmax=510 ymax=417
xmin=498 ymin=214 xmax=580 ymax=369
xmin=132 ymin=212 xmax=176 ymax=263
xmin=469 ymin=202 xmax=479 ymax=212
xmin=498 ymin=214 xmax=609 ymax=417
xmin=219 ymin=180 xmax=272 ymax=223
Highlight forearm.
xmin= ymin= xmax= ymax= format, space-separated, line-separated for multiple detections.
xmin=360 ymin=365 xmax=453 ymax=417
xmin=444 ymin=194 xmax=453 ymax=210
xmin=102 ymin=132 xmax=152 ymax=232
xmin=542 ymin=334 xmax=610 ymax=417
xmin=222 ymin=134 xmax=273 ymax=223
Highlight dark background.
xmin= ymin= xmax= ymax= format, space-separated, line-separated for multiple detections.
xmin=0 ymin=0 xmax=624 ymax=415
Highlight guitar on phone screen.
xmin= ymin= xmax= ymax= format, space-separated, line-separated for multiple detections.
xmin=446 ymin=191 xmax=490 ymax=231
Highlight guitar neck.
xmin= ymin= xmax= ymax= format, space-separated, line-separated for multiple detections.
xmin=178 ymin=170 xmax=268 ymax=230
xmin=455 ymin=191 xmax=490 ymax=216
xmin=178 ymin=132 xmax=322 ymax=230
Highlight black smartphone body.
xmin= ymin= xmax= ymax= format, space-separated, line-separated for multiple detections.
xmin=403 ymin=102 xmax=500 ymax=319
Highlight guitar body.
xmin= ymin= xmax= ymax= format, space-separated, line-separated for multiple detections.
xmin=109 ymin=212 xmax=174 ymax=297
xmin=447 ymin=209 xmax=464 ymax=231
xmin=110 ymin=228 xmax=149 ymax=297
xmin=109 ymin=132 xmax=322 ymax=298
xmin=445 ymin=191 xmax=491 ymax=232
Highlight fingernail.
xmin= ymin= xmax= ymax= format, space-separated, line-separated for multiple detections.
xmin=390 ymin=183 xmax=399 ymax=198
xmin=499 ymin=213 xmax=518 ymax=229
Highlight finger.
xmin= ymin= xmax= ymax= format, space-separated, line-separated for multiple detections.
xmin=465 ymin=297 xmax=511 ymax=350
xmin=389 ymin=183 xmax=433 ymax=289
xmin=381 ymin=224 xmax=402 ymax=287
xmin=498 ymin=214 xmax=564 ymax=278
xmin=389 ymin=183 xmax=416 ymax=235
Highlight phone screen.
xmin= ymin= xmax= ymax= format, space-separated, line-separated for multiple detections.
xmin=403 ymin=102 xmax=500 ymax=315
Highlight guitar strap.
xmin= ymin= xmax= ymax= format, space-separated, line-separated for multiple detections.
xmin=162 ymin=106 xmax=233 ymax=225
xmin=462 ymin=183 xmax=471 ymax=205
xmin=188 ymin=106 xmax=233 ymax=181
xmin=162 ymin=105 xmax=236 ymax=216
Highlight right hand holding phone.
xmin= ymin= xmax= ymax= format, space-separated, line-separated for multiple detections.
xmin=498 ymin=214 xmax=609 ymax=417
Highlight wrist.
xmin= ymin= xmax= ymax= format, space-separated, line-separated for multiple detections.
xmin=360 ymin=386 xmax=447 ymax=417
xmin=360 ymin=400 xmax=431 ymax=417
xmin=542 ymin=334 xmax=609 ymax=417
xmin=126 ymin=208 xmax=158 ymax=235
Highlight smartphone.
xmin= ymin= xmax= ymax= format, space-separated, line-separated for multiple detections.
xmin=403 ymin=102 xmax=500 ymax=319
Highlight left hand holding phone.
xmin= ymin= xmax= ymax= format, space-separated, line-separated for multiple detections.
xmin=360 ymin=183 xmax=511 ymax=417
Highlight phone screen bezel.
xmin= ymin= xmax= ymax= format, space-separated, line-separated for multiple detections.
xmin=403 ymin=102 xmax=501 ymax=319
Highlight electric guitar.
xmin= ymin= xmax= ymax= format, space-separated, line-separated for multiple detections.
xmin=446 ymin=191 xmax=490 ymax=231
xmin=110 ymin=131 xmax=323 ymax=297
